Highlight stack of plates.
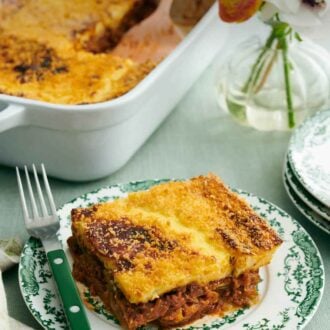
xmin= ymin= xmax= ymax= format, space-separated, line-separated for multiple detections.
xmin=284 ymin=110 xmax=330 ymax=234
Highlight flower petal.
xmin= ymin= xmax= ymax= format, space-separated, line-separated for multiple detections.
xmin=266 ymin=0 xmax=300 ymax=14
xmin=282 ymin=6 xmax=322 ymax=27
xmin=219 ymin=0 xmax=263 ymax=22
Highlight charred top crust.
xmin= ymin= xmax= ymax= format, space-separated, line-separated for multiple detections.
xmin=0 ymin=34 xmax=68 ymax=83
xmin=0 ymin=33 xmax=153 ymax=104
xmin=0 ymin=1 xmax=158 ymax=104
xmin=71 ymin=174 xmax=283 ymax=257
xmin=191 ymin=174 xmax=283 ymax=252
xmin=69 ymin=174 xmax=282 ymax=304
xmin=71 ymin=205 xmax=99 ymax=223
xmin=86 ymin=218 xmax=177 ymax=272
xmin=0 ymin=0 xmax=161 ymax=52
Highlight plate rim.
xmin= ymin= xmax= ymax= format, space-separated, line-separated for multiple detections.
xmin=287 ymin=109 xmax=330 ymax=207
xmin=282 ymin=171 xmax=330 ymax=235
xmin=284 ymin=157 xmax=330 ymax=221
xmin=18 ymin=179 xmax=325 ymax=330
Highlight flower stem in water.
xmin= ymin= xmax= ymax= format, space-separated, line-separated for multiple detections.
xmin=280 ymin=36 xmax=295 ymax=128
xmin=242 ymin=28 xmax=277 ymax=93
xmin=244 ymin=20 xmax=296 ymax=129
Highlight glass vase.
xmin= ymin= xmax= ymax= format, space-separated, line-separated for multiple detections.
xmin=217 ymin=30 xmax=330 ymax=131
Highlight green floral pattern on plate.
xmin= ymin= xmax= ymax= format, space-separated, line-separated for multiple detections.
xmin=288 ymin=109 xmax=330 ymax=207
xmin=283 ymin=173 xmax=330 ymax=235
xmin=19 ymin=237 xmax=68 ymax=330
xmin=19 ymin=180 xmax=324 ymax=329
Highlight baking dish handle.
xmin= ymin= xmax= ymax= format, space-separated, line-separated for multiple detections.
xmin=0 ymin=104 xmax=27 ymax=133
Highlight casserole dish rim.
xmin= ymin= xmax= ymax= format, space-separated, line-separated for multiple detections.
xmin=0 ymin=3 xmax=219 ymax=113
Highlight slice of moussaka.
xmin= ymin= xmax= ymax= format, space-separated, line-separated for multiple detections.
xmin=68 ymin=174 xmax=282 ymax=329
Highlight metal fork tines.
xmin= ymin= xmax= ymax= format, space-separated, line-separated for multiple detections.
xmin=16 ymin=164 xmax=91 ymax=330
xmin=16 ymin=164 xmax=59 ymax=239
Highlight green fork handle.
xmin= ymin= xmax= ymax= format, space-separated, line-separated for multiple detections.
xmin=47 ymin=249 xmax=91 ymax=330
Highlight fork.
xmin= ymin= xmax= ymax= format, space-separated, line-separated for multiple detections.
xmin=16 ymin=164 xmax=90 ymax=330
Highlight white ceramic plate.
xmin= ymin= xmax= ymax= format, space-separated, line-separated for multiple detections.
xmin=283 ymin=173 xmax=330 ymax=235
xmin=19 ymin=180 xmax=324 ymax=330
xmin=288 ymin=110 xmax=330 ymax=207
xmin=284 ymin=157 xmax=330 ymax=221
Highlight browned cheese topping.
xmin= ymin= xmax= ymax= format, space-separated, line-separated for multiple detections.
xmin=69 ymin=174 xmax=282 ymax=305
xmin=68 ymin=174 xmax=283 ymax=329
xmin=0 ymin=0 xmax=159 ymax=104
xmin=86 ymin=218 xmax=177 ymax=271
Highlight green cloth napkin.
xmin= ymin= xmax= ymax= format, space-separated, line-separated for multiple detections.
xmin=0 ymin=238 xmax=34 ymax=330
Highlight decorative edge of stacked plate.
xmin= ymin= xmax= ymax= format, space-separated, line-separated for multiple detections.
xmin=283 ymin=154 xmax=330 ymax=235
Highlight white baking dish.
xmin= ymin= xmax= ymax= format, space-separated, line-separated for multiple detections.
xmin=0 ymin=4 xmax=228 ymax=181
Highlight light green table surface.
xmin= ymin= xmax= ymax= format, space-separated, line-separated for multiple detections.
xmin=0 ymin=56 xmax=329 ymax=330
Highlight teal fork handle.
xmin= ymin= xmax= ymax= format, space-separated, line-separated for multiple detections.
xmin=47 ymin=249 xmax=91 ymax=330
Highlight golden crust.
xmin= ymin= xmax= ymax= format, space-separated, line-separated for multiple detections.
xmin=0 ymin=0 xmax=159 ymax=104
xmin=0 ymin=0 xmax=160 ymax=53
xmin=71 ymin=207 xmax=232 ymax=304
xmin=0 ymin=34 xmax=154 ymax=104
xmin=70 ymin=174 xmax=282 ymax=304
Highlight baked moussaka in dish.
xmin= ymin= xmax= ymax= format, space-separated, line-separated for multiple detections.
xmin=68 ymin=174 xmax=282 ymax=329
xmin=0 ymin=33 xmax=153 ymax=104
xmin=0 ymin=0 xmax=160 ymax=53
xmin=0 ymin=0 xmax=159 ymax=104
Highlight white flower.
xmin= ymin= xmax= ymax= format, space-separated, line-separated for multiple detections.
xmin=261 ymin=0 xmax=330 ymax=29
